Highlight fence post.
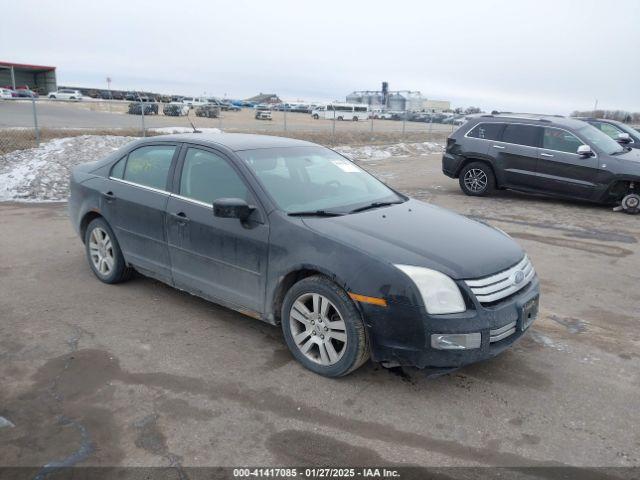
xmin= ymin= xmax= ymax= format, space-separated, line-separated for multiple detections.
xmin=31 ymin=98 xmax=40 ymax=146
xmin=402 ymin=110 xmax=406 ymax=136
xmin=283 ymin=106 xmax=287 ymax=131
xmin=140 ymin=100 xmax=146 ymax=137
xmin=218 ymin=110 xmax=222 ymax=131
xmin=332 ymin=109 xmax=336 ymax=144
xmin=370 ymin=114 xmax=373 ymax=133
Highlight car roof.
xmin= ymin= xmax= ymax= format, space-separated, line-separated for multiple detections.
xmin=147 ymin=133 xmax=318 ymax=151
xmin=574 ymin=116 xmax=623 ymax=125
xmin=473 ymin=113 xmax=588 ymax=130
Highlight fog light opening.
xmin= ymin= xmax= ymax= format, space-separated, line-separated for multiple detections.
xmin=431 ymin=333 xmax=481 ymax=350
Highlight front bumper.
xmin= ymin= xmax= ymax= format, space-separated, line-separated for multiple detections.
xmin=361 ymin=276 xmax=540 ymax=369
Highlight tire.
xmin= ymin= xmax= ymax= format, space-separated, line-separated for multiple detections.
xmin=313 ymin=114 xmax=319 ymax=120
xmin=353 ymin=116 xmax=358 ymax=122
xmin=84 ymin=218 xmax=133 ymax=284
xmin=281 ymin=275 xmax=369 ymax=377
xmin=49 ymin=95 xmax=56 ymax=99
xmin=337 ymin=116 xmax=343 ymax=121
xmin=459 ymin=161 xmax=495 ymax=197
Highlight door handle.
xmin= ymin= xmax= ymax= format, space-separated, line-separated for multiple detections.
xmin=540 ymin=153 xmax=554 ymax=158
xmin=102 ymin=191 xmax=115 ymax=203
xmin=492 ymin=145 xmax=505 ymax=149
xmin=171 ymin=211 xmax=190 ymax=225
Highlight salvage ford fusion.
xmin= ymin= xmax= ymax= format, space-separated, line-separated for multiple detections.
xmin=69 ymin=133 xmax=539 ymax=377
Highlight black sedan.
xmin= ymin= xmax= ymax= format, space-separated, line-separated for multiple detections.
xmin=69 ymin=134 xmax=539 ymax=377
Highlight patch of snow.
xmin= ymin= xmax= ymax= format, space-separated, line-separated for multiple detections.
xmin=0 ymin=416 xmax=15 ymax=428
xmin=0 ymin=135 xmax=135 ymax=202
xmin=336 ymin=142 xmax=443 ymax=162
xmin=149 ymin=127 xmax=222 ymax=134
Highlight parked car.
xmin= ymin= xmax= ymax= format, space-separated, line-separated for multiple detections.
xmin=195 ymin=104 xmax=220 ymax=118
xmin=15 ymin=88 xmax=38 ymax=98
xmin=48 ymin=89 xmax=82 ymax=100
xmin=224 ymin=102 xmax=241 ymax=112
xmin=69 ymin=133 xmax=539 ymax=377
xmin=0 ymin=88 xmax=14 ymax=99
xmin=99 ymin=91 xmax=114 ymax=100
xmin=127 ymin=102 xmax=158 ymax=115
xmin=576 ymin=117 xmax=640 ymax=149
xmin=163 ymin=102 xmax=189 ymax=116
xmin=442 ymin=114 xmax=640 ymax=212
xmin=111 ymin=91 xmax=125 ymax=100
xmin=124 ymin=92 xmax=139 ymax=101
xmin=255 ymin=105 xmax=272 ymax=120
xmin=183 ymin=97 xmax=208 ymax=108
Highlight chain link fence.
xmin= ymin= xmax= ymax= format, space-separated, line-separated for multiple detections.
xmin=0 ymin=98 xmax=461 ymax=155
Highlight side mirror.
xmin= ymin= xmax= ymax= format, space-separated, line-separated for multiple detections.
xmin=213 ymin=198 xmax=254 ymax=221
xmin=617 ymin=133 xmax=632 ymax=144
xmin=577 ymin=145 xmax=594 ymax=157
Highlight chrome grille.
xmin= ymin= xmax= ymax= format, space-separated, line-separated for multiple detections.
xmin=465 ymin=256 xmax=535 ymax=304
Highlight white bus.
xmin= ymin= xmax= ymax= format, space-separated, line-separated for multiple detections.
xmin=311 ymin=103 xmax=370 ymax=121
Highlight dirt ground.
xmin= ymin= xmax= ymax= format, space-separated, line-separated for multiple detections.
xmin=1 ymin=151 xmax=639 ymax=476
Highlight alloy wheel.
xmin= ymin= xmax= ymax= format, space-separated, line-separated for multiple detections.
xmin=88 ymin=227 xmax=115 ymax=276
xmin=463 ymin=168 xmax=488 ymax=193
xmin=289 ymin=293 xmax=347 ymax=366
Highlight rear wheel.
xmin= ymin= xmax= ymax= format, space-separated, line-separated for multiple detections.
xmin=337 ymin=116 xmax=343 ymax=121
xmin=281 ymin=276 xmax=369 ymax=377
xmin=84 ymin=218 xmax=133 ymax=284
xmin=353 ymin=116 xmax=358 ymax=122
xmin=312 ymin=114 xmax=319 ymax=119
xmin=459 ymin=161 xmax=495 ymax=196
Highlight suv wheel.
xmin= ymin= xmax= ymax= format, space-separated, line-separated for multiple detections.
xmin=281 ymin=275 xmax=369 ymax=377
xmin=459 ymin=162 xmax=495 ymax=196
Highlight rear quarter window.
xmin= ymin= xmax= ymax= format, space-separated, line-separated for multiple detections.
xmin=501 ymin=124 xmax=541 ymax=147
xmin=466 ymin=122 xmax=504 ymax=141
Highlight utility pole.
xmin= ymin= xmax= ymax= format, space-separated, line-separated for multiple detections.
xmin=593 ymin=99 xmax=598 ymax=116
xmin=106 ymin=76 xmax=112 ymax=112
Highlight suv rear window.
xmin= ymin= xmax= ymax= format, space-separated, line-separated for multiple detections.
xmin=501 ymin=124 xmax=541 ymax=147
xmin=466 ymin=123 xmax=504 ymax=140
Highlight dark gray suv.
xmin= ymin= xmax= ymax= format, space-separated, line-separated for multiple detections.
xmin=443 ymin=114 xmax=640 ymax=212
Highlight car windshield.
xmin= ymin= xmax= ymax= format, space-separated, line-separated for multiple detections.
xmin=238 ymin=146 xmax=403 ymax=213
xmin=577 ymin=124 xmax=624 ymax=155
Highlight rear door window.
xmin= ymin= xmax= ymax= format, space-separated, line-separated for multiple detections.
xmin=123 ymin=145 xmax=176 ymax=190
xmin=542 ymin=128 xmax=583 ymax=154
xmin=466 ymin=123 xmax=504 ymax=141
xmin=501 ymin=124 xmax=542 ymax=147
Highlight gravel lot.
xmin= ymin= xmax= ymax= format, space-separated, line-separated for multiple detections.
xmin=1 ymin=149 xmax=639 ymax=476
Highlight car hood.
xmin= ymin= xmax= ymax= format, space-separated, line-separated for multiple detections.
xmin=302 ymin=199 xmax=524 ymax=280
xmin=617 ymin=148 xmax=640 ymax=163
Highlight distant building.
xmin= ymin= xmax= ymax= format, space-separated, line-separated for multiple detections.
xmin=0 ymin=61 xmax=57 ymax=94
xmin=246 ymin=93 xmax=281 ymax=104
xmin=346 ymin=82 xmax=450 ymax=112
xmin=422 ymin=99 xmax=451 ymax=112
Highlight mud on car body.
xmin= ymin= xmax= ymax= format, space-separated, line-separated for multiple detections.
xmin=69 ymin=133 xmax=540 ymax=377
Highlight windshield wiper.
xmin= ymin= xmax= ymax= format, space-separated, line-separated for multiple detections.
xmin=349 ymin=200 xmax=404 ymax=214
xmin=288 ymin=210 xmax=345 ymax=217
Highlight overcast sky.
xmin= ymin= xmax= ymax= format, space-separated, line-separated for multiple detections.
xmin=2 ymin=0 xmax=639 ymax=113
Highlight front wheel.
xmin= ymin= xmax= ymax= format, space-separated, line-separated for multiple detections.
xmin=459 ymin=161 xmax=495 ymax=197
xmin=282 ymin=276 xmax=369 ymax=377
xmin=312 ymin=114 xmax=319 ymax=119
xmin=84 ymin=218 xmax=133 ymax=284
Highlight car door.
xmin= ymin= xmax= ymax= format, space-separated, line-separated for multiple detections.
xmin=165 ymin=145 xmax=269 ymax=314
xmin=103 ymin=143 xmax=179 ymax=283
xmin=536 ymin=127 xmax=598 ymax=199
xmin=492 ymin=123 xmax=542 ymax=188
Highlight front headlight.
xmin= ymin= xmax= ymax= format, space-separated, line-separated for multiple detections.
xmin=395 ymin=265 xmax=466 ymax=314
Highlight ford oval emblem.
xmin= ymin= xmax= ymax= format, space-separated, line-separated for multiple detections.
xmin=513 ymin=270 xmax=525 ymax=285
